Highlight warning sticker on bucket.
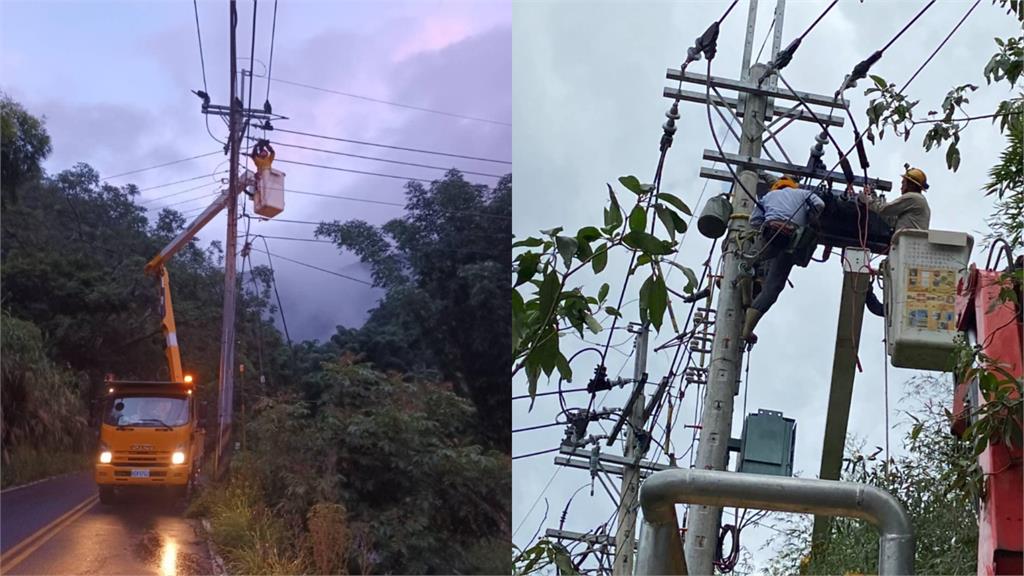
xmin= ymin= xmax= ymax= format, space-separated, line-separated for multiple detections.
xmin=905 ymin=267 xmax=957 ymax=331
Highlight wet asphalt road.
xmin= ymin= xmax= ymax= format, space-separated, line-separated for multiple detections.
xmin=1 ymin=472 xmax=213 ymax=575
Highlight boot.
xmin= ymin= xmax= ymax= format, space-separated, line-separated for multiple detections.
xmin=742 ymin=308 xmax=763 ymax=344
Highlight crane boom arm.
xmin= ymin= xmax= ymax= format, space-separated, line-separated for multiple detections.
xmin=145 ymin=189 xmax=232 ymax=382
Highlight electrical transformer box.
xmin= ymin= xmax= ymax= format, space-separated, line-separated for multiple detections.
xmin=884 ymin=229 xmax=973 ymax=371
xmin=255 ymin=168 xmax=285 ymax=218
xmin=738 ymin=409 xmax=796 ymax=477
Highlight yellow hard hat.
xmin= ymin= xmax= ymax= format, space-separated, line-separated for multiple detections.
xmin=901 ymin=164 xmax=929 ymax=190
xmin=770 ymin=175 xmax=800 ymax=191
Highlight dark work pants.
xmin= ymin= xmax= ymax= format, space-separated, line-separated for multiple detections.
xmin=864 ymin=285 xmax=884 ymax=317
xmin=751 ymin=242 xmax=796 ymax=314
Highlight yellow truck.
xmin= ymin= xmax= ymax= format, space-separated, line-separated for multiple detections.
xmin=95 ymin=268 xmax=206 ymax=504
xmin=94 ymin=190 xmax=233 ymax=504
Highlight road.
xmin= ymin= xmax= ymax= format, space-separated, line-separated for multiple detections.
xmin=0 ymin=472 xmax=214 ymax=575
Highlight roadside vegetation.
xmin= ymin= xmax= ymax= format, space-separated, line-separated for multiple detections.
xmin=1 ymin=93 xmax=511 ymax=573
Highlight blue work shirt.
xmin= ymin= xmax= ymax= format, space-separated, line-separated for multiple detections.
xmin=750 ymin=186 xmax=825 ymax=228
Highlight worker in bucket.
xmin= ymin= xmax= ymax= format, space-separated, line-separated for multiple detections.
xmin=860 ymin=164 xmax=931 ymax=316
xmin=742 ymin=175 xmax=825 ymax=345
xmin=251 ymin=140 xmax=275 ymax=172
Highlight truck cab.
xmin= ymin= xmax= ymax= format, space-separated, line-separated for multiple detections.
xmin=94 ymin=379 xmax=205 ymax=504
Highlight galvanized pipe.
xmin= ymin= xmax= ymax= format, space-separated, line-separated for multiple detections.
xmin=637 ymin=468 xmax=914 ymax=575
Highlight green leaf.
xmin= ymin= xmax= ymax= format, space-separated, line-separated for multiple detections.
xmin=639 ymin=276 xmax=652 ymax=324
xmin=598 ymin=282 xmax=609 ymax=303
xmin=655 ymin=204 xmax=676 ymax=240
xmin=537 ymin=271 xmax=560 ymax=320
xmin=576 ymin=226 xmax=602 ymax=243
xmin=555 ymin=235 xmax=578 ymax=269
xmin=555 ymin=353 xmax=572 ymax=382
xmin=622 ymin=231 xmax=673 ymax=255
xmin=648 ymin=274 xmax=668 ymax=331
xmin=604 ymin=184 xmax=624 ymax=232
xmin=628 ymin=204 xmax=647 ymax=233
xmin=679 ymin=264 xmax=698 ymax=294
xmin=946 ymin=143 xmax=961 ymax=172
xmin=512 ymin=236 xmax=544 ymax=249
xmin=604 ymin=305 xmax=621 ymax=318
xmin=533 ymin=327 xmax=559 ymax=376
xmin=870 ymin=74 xmax=888 ymax=89
xmin=515 ymin=252 xmax=540 ymax=287
xmin=618 ymin=175 xmax=645 ymax=196
xmin=584 ymin=312 xmax=603 ymax=334
xmin=512 ymin=288 xmax=525 ymax=351
xmin=670 ymin=210 xmax=688 ymax=234
xmin=657 ymin=192 xmax=692 ymax=215
xmin=592 ymin=243 xmax=608 ymax=274
xmin=540 ymin=226 xmax=564 ymax=237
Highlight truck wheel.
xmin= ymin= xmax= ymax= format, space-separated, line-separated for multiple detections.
xmin=98 ymin=486 xmax=116 ymax=505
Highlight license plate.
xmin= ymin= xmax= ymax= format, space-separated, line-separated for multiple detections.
xmin=131 ymin=469 xmax=150 ymax=478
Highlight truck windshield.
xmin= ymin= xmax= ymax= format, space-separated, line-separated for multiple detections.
xmin=105 ymin=396 xmax=189 ymax=427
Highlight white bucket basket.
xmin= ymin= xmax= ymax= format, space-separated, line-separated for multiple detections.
xmin=255 ymin=168 xmax=285 ymax=217
xmin=884 ymin=229 xmax=973 ymax=370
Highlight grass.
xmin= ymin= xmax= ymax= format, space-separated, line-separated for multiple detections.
xmin=1 ymin=448 xmax=92 ymax=490
xmin=187 ymin=476 xmax=308 ymax=575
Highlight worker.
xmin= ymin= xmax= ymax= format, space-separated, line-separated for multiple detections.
xmin=251 ymin=140 xmax=275 ymax=172
xmin=860 ymin=164 xmax=931 ymax=316
xmin=742 ymin=176 xmax=826 ymax=344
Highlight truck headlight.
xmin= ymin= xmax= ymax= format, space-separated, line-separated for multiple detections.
xmin=171 ymin=451 xmax=186 ymax=465
xmin=99 ymin=451 xmax=112 ymax=464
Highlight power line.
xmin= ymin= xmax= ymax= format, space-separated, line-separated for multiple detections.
xmin=104 ymin=151 xmax=221 ymax=180
xmin=249 ymin=233 xmax=333 ymax=244
xmin=255 ymin=237 xmax=294 ymax=349
xmin=192 ymin=0 xmax=209 ymax=96
xmin=269 ymin=77 xmax=512 ymax=127
xmin=283 ymin=188 xmax=511 ymax=220
xmin=274 ymin=158 xmax=435 ymax=184
xmin=273 ymin=127 xmax=512 ymax=165
xmin=140 ymin=180 xmax=220 ymax=205
xmin=912 ymin=111 xmax=1019 ymax=125
xmin=264 ymin=140 xmax=505 ymax=178
xmin=242 ymin=0 xmax=258 ymax=147
xmin=264 ymin=0 xmax=278 ymax=105
xmin=151 ymin=191 xmax=221 ymax=211
xmin=249 ymin=244 xmax=374 ymax=286
xmin=137 ymin=172 xmax=225 ymax=192
xmin=901 ymin=0 xmax=980 ymax=94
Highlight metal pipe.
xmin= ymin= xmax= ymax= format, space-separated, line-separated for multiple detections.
xmin=637 ymin=468 xmax=914 ymax=575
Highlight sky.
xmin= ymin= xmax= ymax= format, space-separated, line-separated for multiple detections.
xmin=512 ymin=0 xmax=1019 ymax=570
xmin=0 ymin=0 xmax=512 ymax=341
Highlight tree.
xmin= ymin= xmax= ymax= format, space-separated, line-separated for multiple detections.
xmin=765 ymin=376 xmax=979 ymax=575
xmin=316 ymin=171 xmax=513 ymax=450
xmin=1 ymin=93 xmax=52 ymax=205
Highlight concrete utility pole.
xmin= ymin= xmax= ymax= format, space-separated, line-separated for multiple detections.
xmin=215 ymin=0 xmax=241 ymax=479
xmin=683 ymin=63 xmax=769 ymax=575
xmin=811 ymin=248 xmax=871 ymax=547
xmin=613 ymin=322 xmax=650 ymax=575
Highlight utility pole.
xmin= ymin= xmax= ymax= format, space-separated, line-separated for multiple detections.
xmin=215 ymin=0 xmax=241 ymax=479
xmin=683 ymin=63 xmax=768 ymax=574
xmin=811 ymin=248 xmax=871 ymax=547
xmin=613 ymin=322 xmax=650 ymax=575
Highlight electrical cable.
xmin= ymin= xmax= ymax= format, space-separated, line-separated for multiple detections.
xmin=269 ymin=77 xmax=512 ymax=127
xmin=256 ymin=237 xmax=294 ymax=347
xmin=274 ymin=158 xmax=436 ymax=184
xmin=140 ymin=180 xmax=221 ymax=205
xmin=705 ymin=59 xmax=763 ymax=211
xmin=148 ymin=190 xmax=221 ymax=211
xmin=137 ymin=172 xmax=226 ymax=193
xmin=249 ymin=242 xmax=373 ymax=287
xmin=104 ymin=152 xmax=221 ymax=180
xmin=262 ymin=140 xmax=505 ymax=178
xmin=273 ymin=127 xmax=511 ymax=165
xmin=279 ymin=189 xmax=511 ymax=220
xmin=512 ymin=446 xmax=562 ymax=461
xmin=192 ymin=0 xmax=209 ymax=96
xmin=264 ymin=0 xmax=278 ymax=105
